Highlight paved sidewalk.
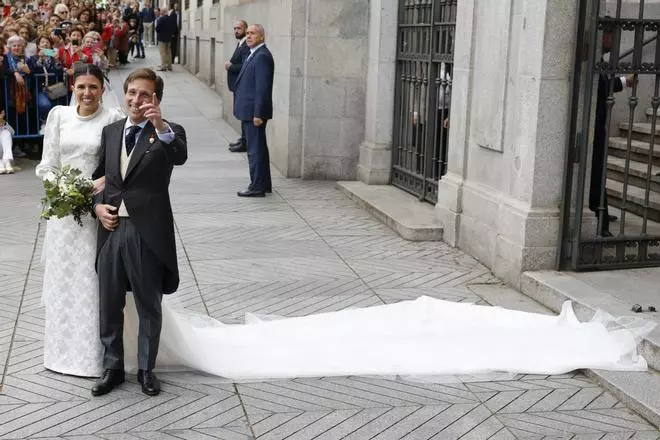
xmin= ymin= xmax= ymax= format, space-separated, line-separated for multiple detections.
xmin=0 ymin=57 xmax=658 ymax=439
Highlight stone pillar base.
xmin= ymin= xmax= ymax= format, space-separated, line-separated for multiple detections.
xmin=435 ymin=172 xmax=464 ymax=247
xmin=438 ymin=178 xmax=561 ymax=289
xmin=357 ymin=141 xmax=392 ymax=185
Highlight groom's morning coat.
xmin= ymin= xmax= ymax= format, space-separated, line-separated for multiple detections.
xmin=93 ymin=118 xmax=187 ymax=294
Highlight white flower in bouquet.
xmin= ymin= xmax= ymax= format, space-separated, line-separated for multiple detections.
xmin=41 ymin=165 xmax=95 ymax=227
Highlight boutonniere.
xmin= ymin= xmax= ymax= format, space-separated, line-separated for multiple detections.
xmin=149 ymin=136 xmax=155 ymax=144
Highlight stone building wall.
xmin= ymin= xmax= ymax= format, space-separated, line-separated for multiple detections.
xmin=435 ymin=0 xmax=580 ymax=287
xmin=180 ymin=0 xmax=369 ymax=180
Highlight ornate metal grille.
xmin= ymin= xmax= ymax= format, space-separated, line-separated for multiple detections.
xmin=560 ymin=0 xmax=660 ymax=270
xmin=391 ymin=0 xmax=456 ymax=204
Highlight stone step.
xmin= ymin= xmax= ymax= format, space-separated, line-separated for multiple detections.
xmin=520 ymin=270 xmax=660 ymax=428
xmin=606 ymin=178 xmax=660 ymax=222
xmin=607 ymin=156 xmax=660 ymax=193
xmin=336 ymin=181 xmax=443 ymax=241
xmin=645 ymin=107 xmax=660 ymax=123
xmin=620 ymin=122 xmax=660 ymax=144
xmin=608 ymin=136 xmax=660 ymax=165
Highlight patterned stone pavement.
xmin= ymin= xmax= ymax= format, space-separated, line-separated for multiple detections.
xmin=0 ymin=56 xmax=658 ymax=439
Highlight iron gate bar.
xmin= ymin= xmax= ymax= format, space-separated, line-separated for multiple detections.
xmin=617 ymin=1 xmax=645 ymax=238
xmin=620 ymin=34 xmax=658 ymax=60
xmin=599 ymin=4 xmax=626 ymax=239
xmin=422 ymin=0 xmax=438 ymax=202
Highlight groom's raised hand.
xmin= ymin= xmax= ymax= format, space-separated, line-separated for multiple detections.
xmin=95 ymin=205 xmax=119 ymax=231
xmin=140 ymin=93 xmax=165 ymax=132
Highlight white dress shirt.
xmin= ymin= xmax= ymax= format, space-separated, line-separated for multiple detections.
xmin=246 ymin=42 xmax=265 ymax=61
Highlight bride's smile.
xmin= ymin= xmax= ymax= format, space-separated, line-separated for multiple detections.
xmin=74 ymin=73 xmax=104 ymax=116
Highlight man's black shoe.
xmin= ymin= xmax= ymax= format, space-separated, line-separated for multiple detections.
xmin=91 ymin=369 xmax=125 ymax=396
xmin=238 ymin=189 xmax=265 ymax=197
xmin=608 ymin=215 xmax=618 ymax=222
xmin=601 ymin=230 xmax=614 ymax=237
xmin=229 ymin=144 xmax=247 ymax=153
xmin=137 ymin=369 xmax=161 ymax=396
xmin=229 ymin=138 xmax=244 ymax=147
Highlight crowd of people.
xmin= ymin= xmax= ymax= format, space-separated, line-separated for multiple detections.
xmin=0 ymin=0 xmax=179 ymax=175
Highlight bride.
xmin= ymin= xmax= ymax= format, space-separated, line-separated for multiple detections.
xmin=36 ymin=64 xmax=124 ymax=377
xmin=37 ymin=67 xmax=656 ymax=389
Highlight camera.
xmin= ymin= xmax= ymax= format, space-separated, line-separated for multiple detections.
xmin=51 ymin=28 xmax=65 ymax=39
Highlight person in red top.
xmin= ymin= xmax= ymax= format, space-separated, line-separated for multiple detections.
xmin=114 ymin=17 xmax=129 ymax=65
xmin=81 ymin=32 xmax=107 ymax=69
xmin=101 ymin=20 xmax=113 ymax=45
xmin=57 ymin=27 xmax=85 ymax=76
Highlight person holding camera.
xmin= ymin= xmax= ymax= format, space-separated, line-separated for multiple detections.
xmin=127 ymin=16 xmax=144 ymax=59
xmin=28 ymin=35 xmax=64 ymax=130
xmin=29 ymin=35 xmax=63 ymax=73
xmin=57 ymin=26 xmax=86 ymax=75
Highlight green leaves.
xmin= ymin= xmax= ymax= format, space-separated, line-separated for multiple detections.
xmin=40 ymin=165 xmax=95 ymax=227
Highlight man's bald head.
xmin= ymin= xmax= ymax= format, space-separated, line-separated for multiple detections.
xmin=233 ymin=20 xmax=247 ymax=39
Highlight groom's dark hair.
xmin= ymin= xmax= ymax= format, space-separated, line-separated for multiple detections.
xmin=123 ymin=68 xmax=165 ymax=101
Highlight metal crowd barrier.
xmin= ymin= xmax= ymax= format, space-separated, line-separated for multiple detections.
xmin=2 ymin=71 xmax=72 ymax=140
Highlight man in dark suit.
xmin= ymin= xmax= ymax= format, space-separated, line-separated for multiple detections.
xmin=225 ymin=20 xmax=250 ymax=152
xmin=233 ymin=24 xmax=274 ymax=197
xmin=168 ymin=3 xmax=180 ymax=64
xmin=91 ymin=68 xmax=187 ymax=397
xmin=590 ymin=29 xmax=632 ymax=236
xmin=155 ymin=6 xmax=176 ymax=71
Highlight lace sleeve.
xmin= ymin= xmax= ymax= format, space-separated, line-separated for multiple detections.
xmin=35 ymin=106 xmax=62 ymax=181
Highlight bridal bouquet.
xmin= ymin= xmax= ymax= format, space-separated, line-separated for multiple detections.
xmin=40 ymin=165 xmax=94 ymax=227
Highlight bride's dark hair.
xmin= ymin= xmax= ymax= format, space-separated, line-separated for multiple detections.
xmin=72 ymin=63 xmax=104 ymax=85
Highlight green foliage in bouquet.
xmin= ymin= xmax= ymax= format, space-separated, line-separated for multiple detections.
xmin=41 ymin=165 xmax=94 ymax=227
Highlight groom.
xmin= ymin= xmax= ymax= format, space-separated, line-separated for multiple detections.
xmin=91 ymin=68 xmax=187 ymax=397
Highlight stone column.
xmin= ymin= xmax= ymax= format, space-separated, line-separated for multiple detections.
xmin=434 ymin=0 xmax=477 ymax=244
xmin=357 ymin=0 xmax=398 ymax=184
xmin=436 ymin=0 xmax=579 ymax=288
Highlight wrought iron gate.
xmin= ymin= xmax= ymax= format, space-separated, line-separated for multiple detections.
xmin=391 ymin=0 xmax=456 ymax=204
xmin=560 ymin=0 xmax=660 ymax=270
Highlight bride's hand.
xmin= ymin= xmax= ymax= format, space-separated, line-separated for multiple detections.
xmin=93 ymin=176 xmax=105 ymax=195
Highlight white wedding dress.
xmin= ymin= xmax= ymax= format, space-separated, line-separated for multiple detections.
xmin=37 ymin=105 xmax=125 ymax=377
xmin=131 ymin=296 xmax=655 ymax=382
xmin=37 ymin=104 xmax=656 ymax=381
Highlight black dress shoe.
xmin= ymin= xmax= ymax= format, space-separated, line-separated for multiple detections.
xmin=237 ymin=188 xmax=266 ymax=197
xmin=91 ymin=369 xmax=125 ymax=396
xmin=229 ymin=138 xmax=244 ymax=147
xmin=608 ymin=215 xmax=618 ymax=222
xmin=229 ymin=144 xmax=247 ymax=153
xmin=137 ymin=369 xmax=161 ymax=396
xmin=601 ymin=230 xmax=614 ymax=237
xmin=265 ymin=188 xmax=272 ymax=193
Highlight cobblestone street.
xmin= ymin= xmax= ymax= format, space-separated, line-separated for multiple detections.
xmin=0 ymin=59 xmax=658 ymax=439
